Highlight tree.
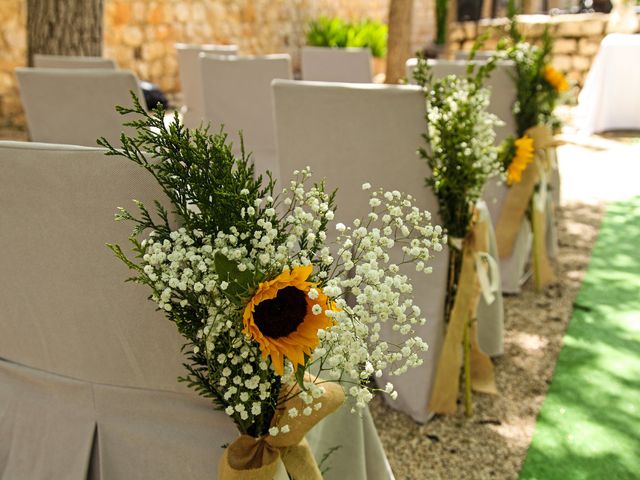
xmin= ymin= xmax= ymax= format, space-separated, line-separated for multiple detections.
xmin=27 ymin=0 xmax=104 ymax=66
xmin=386 ymin=0 xmax=414 ymax=84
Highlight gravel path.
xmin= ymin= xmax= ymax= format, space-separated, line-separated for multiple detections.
xmin=370 ymin=201 xmax=605 ymax=480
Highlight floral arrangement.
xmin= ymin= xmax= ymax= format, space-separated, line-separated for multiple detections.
xmin=413 ymin=57 xmax=503 ymax=240
xmin=413 ymin=58 xmax=502 ymax=416
xmin=491 ymin=4 xmax=568 ymax=292
xmin=496 ymin=11 xmax=568 ymax=182
xmin=98 ymin=96 xmax=444 ymax=476
xmin=504 ymin=134 xmax=534 ymax=185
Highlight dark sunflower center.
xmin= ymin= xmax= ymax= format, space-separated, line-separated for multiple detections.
xmin=253 ymin=286 xmax=308 ymax=339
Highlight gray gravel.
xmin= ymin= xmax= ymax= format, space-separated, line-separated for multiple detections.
xmin=371 ymin=202 xmax=605 ymax=480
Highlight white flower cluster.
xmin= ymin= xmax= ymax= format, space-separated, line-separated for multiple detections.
xmin=426 ymin=75 xmax=504 ymax=200
xmin=141 ymin=228 xmax=279 ymax=427
xmin=134 ymin=168 xmax=445 ymax=427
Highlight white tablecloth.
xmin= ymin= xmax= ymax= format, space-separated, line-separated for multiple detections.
xmin=578 ymin=33 xmax=640 ymax=134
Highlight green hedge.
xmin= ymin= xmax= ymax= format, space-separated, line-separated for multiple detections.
xmin=306 ymin=17 xmax=388 ymax=58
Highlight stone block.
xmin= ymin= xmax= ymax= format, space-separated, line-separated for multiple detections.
xmin=552 ymin=54 xmax=572 ymax=71
xmin=0 ymin=72 xmax=14 ymax=93
xmin=112 ymin=2 xmax=131 ymax=26
xmin=581 ymin=20 xmax=605 ymax=36
xmin=191 ymin=3 xmax=207 ymax=22
xmin=174 ymin=4 xmax=190 ymax=23
xmin=132 ymin=1 xmax=146 ymax=23
xmin=448 ymin=25 xmax=465 ymax=43
xmin=556 ymin=21 xmax=581 ymax=37
xmin=572 ymin=55 xmax=591 ymax=71
xmin=518 ymin=19 xmax=549 ymax=39
xmin=553 ymin=38 xmax=577 ymax=54
xmin=462 ymin=40 xmax=476 ymax=52
xmin=147 ymin=4 xmax=164 ymax=25
xmin=2 ymin=95 xmax=24 ymax=116
xmin=566 ymin=70 xmax=582 ymax=84
xmin=463 ymin=21 xmax=477 ymax=39
xmin=155 ymin=24 xmax=172 ymax=42
xmin=578 ymin=36 xmax=601 ymax=56
xmin=142 ymin=41 xmax=165 ymax=61
xmin=122 ymin=26 xmax=144 ymax=47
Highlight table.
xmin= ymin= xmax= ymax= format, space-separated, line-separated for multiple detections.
xmin=578 ymin=34 xmax=640 ymax=134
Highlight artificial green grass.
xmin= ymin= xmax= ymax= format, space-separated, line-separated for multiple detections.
xmin=519 ymin=197 xmax=640 ymax=480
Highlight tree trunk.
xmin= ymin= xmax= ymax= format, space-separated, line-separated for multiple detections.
xmin=27 ymin=0 xmax=103 ymax=66
xmin=386 ymin=0 xmax=414 ymax=84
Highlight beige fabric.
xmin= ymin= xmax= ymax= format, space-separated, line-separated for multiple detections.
xmin=219 ymin=379 xmax=344 ymax=480
xmin=475 ymin=201 xmax=504 ymax=357
xmin=272 ymin=80 xmax=503 ymax=422
xmin=301 ymin=46 xmax=373 ymax=83
xmin=482 ymin=176 xmax=534 ymax=293
xmin=0 ymin=141 xmax=187 ymax=390
xmin=33 ymin=54 xmax=117 ymax=69
xmin=429 ymin=211 xmax=498 ymax=414
xmin=306 ymin=404 xmax=395 ymax=480
xmin=0 ymin=141 xmax=393 ymax=480
xmin=200 ymin=54 xmax=292 ymax=178
xmin=175 ymin=43 xmax=239 ymax=128
xmin=16 ymin=68 xmax=142 ymax=147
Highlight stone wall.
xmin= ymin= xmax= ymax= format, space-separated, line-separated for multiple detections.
xmin=0 ymin=0 xmax=437 ymax=130
xmin=0 ymin=0 xmax=27 ymax=129
xmin=448 ymin=12 xmax=640 ymax=88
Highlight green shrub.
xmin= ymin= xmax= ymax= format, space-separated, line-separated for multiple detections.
xmin=306 ymin=16 xmax=388 ymax=58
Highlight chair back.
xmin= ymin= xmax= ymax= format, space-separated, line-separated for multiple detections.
xmin=201 ymin=54 xmax=292 ymax=177
xmin=301 ymin=46 xmax=373 ymax=83
xmin=272 ymin=79 xmax=449 ymax=421
xmin=454 ymin=50 xmax=497 ymax=61
xmin=0 ymin=141 xmax=187 ymax=392
xmin=175 ymin=43 xmax=238 ymax=127
xmin=33 ymin=54 xmax=117 ymax=69
xmin=16 ymin=68 xmax=143 ymax=147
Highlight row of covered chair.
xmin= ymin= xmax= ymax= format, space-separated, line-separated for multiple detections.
xmin=12 ymin=56 xmax=511 ymax=421
xmin=17 ymin=50 xmax=558 ymax=297
xmin=3 ymin=47 xmax=559 ymax=477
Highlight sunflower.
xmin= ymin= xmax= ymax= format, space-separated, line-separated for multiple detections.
xmin=242 ymin=265 xmax=334 ymax=375
xmin=543 ymin=65 xmax=569 ymax=93
xmin=507 ymin=134 xmax=535 ymax=185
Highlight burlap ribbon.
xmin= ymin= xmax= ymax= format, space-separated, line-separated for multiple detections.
xmin=429 ymin=213 xmax=498 ymax=414
xmin=218 ymin=379 xmax=345 ymax=480
xmin=495 ymin=124 xmax=556 ymax=290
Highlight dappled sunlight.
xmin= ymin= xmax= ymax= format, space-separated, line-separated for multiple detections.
xmin=511 ymin=331 xmax=549 ymax=354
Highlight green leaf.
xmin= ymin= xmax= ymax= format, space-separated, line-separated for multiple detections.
xmin=295 ymin=363 xmax=306 ymax=390
xmin=213 ymin=252 xmax=261 ymax=304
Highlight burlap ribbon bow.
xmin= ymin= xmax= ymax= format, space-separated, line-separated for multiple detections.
xmin=495 ymin=124 xmax=556 ymax=290
xmin=218 ymin=379 xmax=345 ymax=480
xmin=429 ymin=212 xmax=498 ymax=414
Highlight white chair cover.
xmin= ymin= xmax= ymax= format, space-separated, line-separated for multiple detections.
xmin=0 ymin=141 xmax=391 ymax=480
xmin=577 ymin=33 xmax=640 ymax=134
xmin=33 ymin=54 xmax=117 ymax=69
xmin=272 ymin=80 xmax=503 ymax=422
xmin=200 ymin=54 xmax=292 ymax=178
xmin=301 ymin=46 xmax=373 ymax=83
xmin=33 ymin=53 xmax=117 ymax=70
xmin=175 ymin=43 xmax=238 ymax=128
xmin=16 ymin=68 xmax=142 ymax=147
